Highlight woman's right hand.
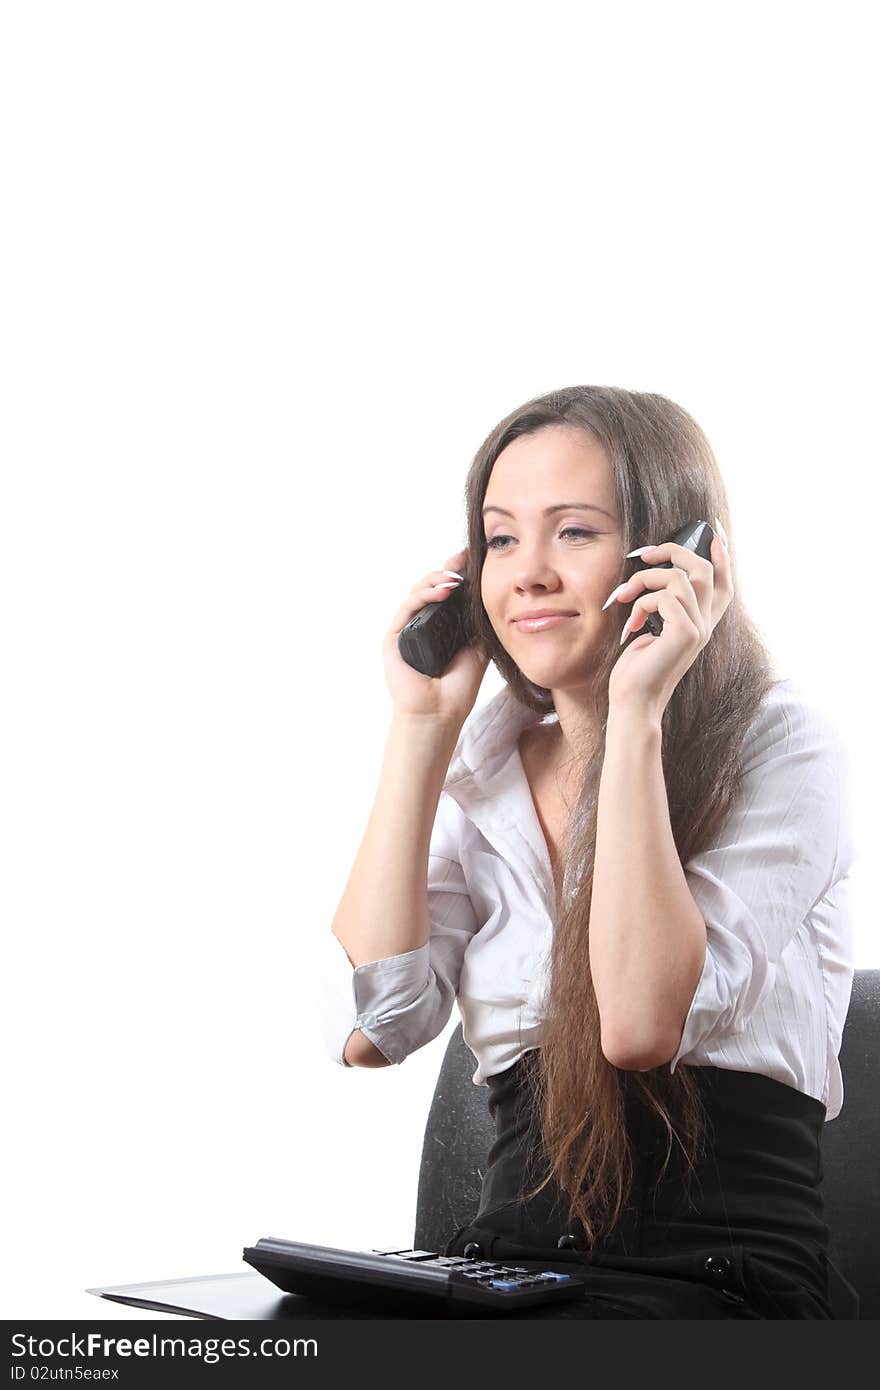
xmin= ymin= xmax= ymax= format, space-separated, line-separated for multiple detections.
xmin=383 ymin=547 xmax=491 ymax=727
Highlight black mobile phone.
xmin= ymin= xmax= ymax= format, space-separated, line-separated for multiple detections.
xmin=397 ymin=567 xmax=477 ymax=677
xmin=625 ymin=519 xmax=716 ymax=639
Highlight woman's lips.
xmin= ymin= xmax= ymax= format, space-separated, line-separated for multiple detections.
xmin=512 ymin=614 xmax=576 ymax=632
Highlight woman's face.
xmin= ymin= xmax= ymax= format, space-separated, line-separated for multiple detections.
xmin=480 ymin=425 xmax=624 ymax=688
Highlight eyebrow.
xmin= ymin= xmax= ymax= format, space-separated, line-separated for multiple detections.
xmin=482 ymin=502 xmax=615 ymax=521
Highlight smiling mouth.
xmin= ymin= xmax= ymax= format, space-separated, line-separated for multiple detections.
xmin=512 ymin=613 xmax=577 ymax=631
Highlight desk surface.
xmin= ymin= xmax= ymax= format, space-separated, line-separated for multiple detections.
xmin=86 ymin=1270 xmax=613 ymax=1320
xmin=87 ymin=1271 xmax=447 ymax=1320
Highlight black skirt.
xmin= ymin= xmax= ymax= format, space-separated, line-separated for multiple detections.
xmin=445 ymin=1053 xmax=859 ymax=1319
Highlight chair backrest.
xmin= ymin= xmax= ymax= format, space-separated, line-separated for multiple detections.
xmin=820 ymin=969 xmax=880 ymax=1316
xmin=414 ymin=968 xmax=879 ymax=1318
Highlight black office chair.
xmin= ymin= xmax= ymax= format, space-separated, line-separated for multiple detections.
xmin=414 ymin=969 xmax=880 ymax=1319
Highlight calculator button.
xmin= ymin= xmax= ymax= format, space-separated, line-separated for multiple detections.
xmin=539 ymin=1271 xmax=573 ymax=1282
xmin=489 ymin=1280 xmax=520 ymax=1291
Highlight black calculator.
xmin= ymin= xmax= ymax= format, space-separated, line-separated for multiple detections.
xmin=242 ymin=1238 xmax=590 ymax=1314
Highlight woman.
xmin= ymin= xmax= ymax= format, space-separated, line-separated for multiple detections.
xmin=321 ymin=385 xmax=857 ymax=1319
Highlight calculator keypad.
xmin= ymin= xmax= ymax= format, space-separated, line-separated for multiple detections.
xmin=376 ymin=1249 xmax=576 ymax=1296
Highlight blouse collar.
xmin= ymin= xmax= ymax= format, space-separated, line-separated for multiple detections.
xmin=442 ymin=685 xmax=559 ymax=911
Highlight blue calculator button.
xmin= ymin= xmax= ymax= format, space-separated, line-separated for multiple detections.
xmin=489 ymin=1279 xmax=521 ymax=1291
xmin=539 ymin=1272 xmax=573 ymax=1281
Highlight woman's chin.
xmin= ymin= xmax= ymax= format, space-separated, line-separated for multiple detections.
xmin=518 ymin=651 xmax=599 ymax=690
xmin=519 ymin=667 xmax=565 ymax=693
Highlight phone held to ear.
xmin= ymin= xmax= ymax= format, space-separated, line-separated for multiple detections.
xmin=397 ymin=520 xmax=716 ymax=677
xmin=397 ymin=564 xmax=477 ymax=677
xmin=627 ymin=518 xmax=716 ymax=639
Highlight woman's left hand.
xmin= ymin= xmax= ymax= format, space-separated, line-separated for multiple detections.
xmin=606 ymin=529 xmax=734 ymax=721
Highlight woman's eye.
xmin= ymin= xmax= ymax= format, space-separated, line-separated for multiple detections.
xmin=485 ymin=527 xmax=598 ymax=551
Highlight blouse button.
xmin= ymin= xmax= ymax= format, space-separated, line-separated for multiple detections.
xmin=557 ymin=1233 xmax=583 ymax=1251
xmin=463 ymin=1242 xmax=483 ymax=1259
xmin=703 ymin=1255 xmax=733 ymax=1282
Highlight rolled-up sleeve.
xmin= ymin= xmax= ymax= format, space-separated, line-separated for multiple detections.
xmin=669 ymin=695 xmax=850 ymax=1074
xmin=319 ymin=790 xmax=480 ymax=1067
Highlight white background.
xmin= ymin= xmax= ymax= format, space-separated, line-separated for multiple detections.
xmin=2 ymin=1 xmax=876 ymax=1321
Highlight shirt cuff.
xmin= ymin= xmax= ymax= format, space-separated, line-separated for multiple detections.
xmin=319 ymin=934 xmax=432 ymax=1068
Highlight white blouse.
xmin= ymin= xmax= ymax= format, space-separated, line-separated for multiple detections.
xmin=320 ymin=677 xmax=856 ymax=1120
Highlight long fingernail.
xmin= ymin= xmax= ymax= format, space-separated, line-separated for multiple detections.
xmin=625 ymin=545 xmax=657 ymax=558
xmin=601 ymin=581 xmax=628 ymax=611
xmin=443 ymin=570 xmax=465 ymax=580
xmin=714 ymin=516 xmax=729 ymax=550
xmin=435 ymin=580 xmax=460 ymax=589
xmin=619 ymin=614 xmax=634 ymax=645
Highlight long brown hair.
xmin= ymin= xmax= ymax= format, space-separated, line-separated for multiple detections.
xmin=459 ymin=385 xmax=779 ymax=1248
